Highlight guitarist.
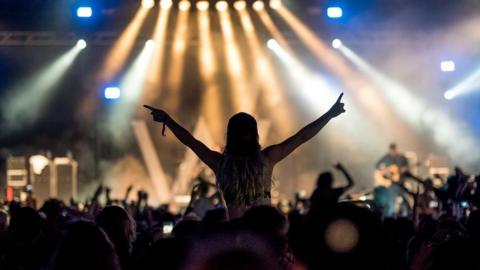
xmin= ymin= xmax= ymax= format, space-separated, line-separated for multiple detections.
xmin=374 ymin=143 xmax=410 ymax=217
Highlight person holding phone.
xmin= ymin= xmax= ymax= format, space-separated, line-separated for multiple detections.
xmin=145 ymin=93 xmax=346 ymax=219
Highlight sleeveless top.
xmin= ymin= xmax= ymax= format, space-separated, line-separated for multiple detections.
xmin=215 ymin=153 xmax=271 ymax=207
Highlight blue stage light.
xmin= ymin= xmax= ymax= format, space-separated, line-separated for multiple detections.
xmin=104 ymin=87 xmax=121 ymax=100
xmin=77 ymin=7 xmax=93 ymax=18
xmin=327 ymin=7 xmax=343 ymax=18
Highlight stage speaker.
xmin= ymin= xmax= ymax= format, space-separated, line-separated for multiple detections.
xmin=30 ymin=155 xmax=53 ymax=206
xmin=54 ymin=157 xmax=78 ymax=202
xmin=6 ymin=156 xmax=28 ymax=188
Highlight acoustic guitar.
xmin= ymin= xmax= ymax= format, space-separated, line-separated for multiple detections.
xmin=374 ymin=164 xmax=404 ymax=188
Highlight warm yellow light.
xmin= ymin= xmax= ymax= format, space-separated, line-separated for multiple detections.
xmin=141 ymin=0 xmax=155 ymax=9
xmin=144 ymin=2 xmax=172 ymax=104
xmin=234 ymin=1 xmax=247 ymax=10
xmin=253 ymin=1 xmax=264 ymax=10
xmin=166 ymin=1 xmax=190 ymax=105
xmin=196 ymin=1 xmax=209 ymax=10
xmin=160 ymin=0 xmax=173 ymax=9
xmin=179 ymin=0 xmax=191 ymax=11
xmin=216 ymin=1 xmax=229 ymax=11
xmin=270 ymin=0 xmax=282 ymax=9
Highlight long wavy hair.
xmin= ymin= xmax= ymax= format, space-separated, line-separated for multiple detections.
xmin=218 ymin=113 xmax=266 ymax=205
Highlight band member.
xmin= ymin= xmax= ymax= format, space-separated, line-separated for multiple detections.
xmin=375 ymin=143 xmax=409 ymax=179
xmin=374 ymin=143 xmax=410 ymax=217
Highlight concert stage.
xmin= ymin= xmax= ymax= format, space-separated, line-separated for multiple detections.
xmin=0 ymin=0 xmax=479 ymax=206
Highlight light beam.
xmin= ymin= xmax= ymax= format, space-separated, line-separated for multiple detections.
xmin=237 ymin=8 xmax=294 ymax=136
xmin=218 ymin=6 xmax=255 ymax=112
xmin=1 ymin=44 xmax=84 ymax=134
xmin=144 ymin=4 xmax=173 ymax=104
xmin=164 ymin=3 xmax=191 ymax=111
xmin=338 ymin=45 xmax=480 ymax=167
xmin=443 ymin=66 xmax=480 ymax=100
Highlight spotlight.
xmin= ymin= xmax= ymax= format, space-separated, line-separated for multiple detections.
xmin=196 ymin=1 xmax=209 ymax=10
xmin=142 ymin=0 xmax=155 ymax=9
xmin=327 ymin=7 xmax=343 ymax=18
xmin=145 ymin=39 xmax=155 ymax=49
xmin=234 ymin=1 xmax=247 ymax=10
xmin=179 ymin=0 xmax=191 ymax=11
xmin=444 ymin=90 xmax=455 ymax=100
xmin=104 ymin=87 xmax=121 ymax=100
xmin=216 ymin=1 xmax=228 ymax=11
xmin=441 ymin=61 xmax=455 ymax=72
xmin=76 ymin=39 xmax=87 ymax=49
xmin=267 ymin=39 xmax=278 ymax=50
xmin=253 ymin=1 xmax=265 ymax=10
xmin=332 ymin=39 xmax=342 ymax=49
xmin=76 ymin=6 xmax=92 ymax=18
xmin=269 ymin=0 xmax=282 ymax=9
xmin=160 ymin=0 xmax=173 ymax=9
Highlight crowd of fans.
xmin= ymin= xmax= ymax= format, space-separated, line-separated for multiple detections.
xmin=0 ymin=95 xmax=478 ymax=269
xmin=0 ymin=167 xmax=479 ymax=270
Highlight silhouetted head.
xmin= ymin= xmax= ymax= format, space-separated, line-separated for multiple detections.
xmin=466 ymin=210 xmax=480 ymax=240
xmin=8 ymin=207 xmax=42 ymax=241
xmin=0 ymin=210 xmax=8 ymax=234
xmin=242 ymin=205 xmax=289 ymax=236
xmin=225 ymin=113 xmax=260 ymax=157
xmin=388 ymin=143 xmax=397 ymax=155
xmin=424 ymin=178 xmax=434 ymax=189
xmin=96 ymin=206 xmax=136 ymax=261
xmin=50 ymin=221 xmax=120 ymax=270
xmin=316 ymin=171 xmax=334 ymax=190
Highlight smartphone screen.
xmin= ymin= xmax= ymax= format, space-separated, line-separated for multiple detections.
xmin=163 ymin=222 xmax=174 ymax=234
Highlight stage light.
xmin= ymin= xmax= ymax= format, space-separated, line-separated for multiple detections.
xmin=179 ymin=0 xmax=191 ymax=11
xmin=160 ymin=0 xmax=173 ymax=9
xmin=196 ymin=1 xmax=209 ymax=10
xmin=216 ymin=1 xmax=228 ymax=11
xmin=267 ymin=39 xmax=278 ymax=50
xmin=76 ymin=6 xmax=92 ymax=18
xmin=332 ymin=38 xmax=342 ymax=49
xmin=443 ymin=67 xmax=480 ymax=100
xmin=253 ymin=1 xmax=265 ymax=10
xmin=327 ymin=7 xmax=343 ymax=18
xmin=142 ymin=0 xmax=155 ymax=9
xmin=234 ymin=1 xmax=247 ymax=10
xmin=270 ymin=0 xmax=282 ymax=10
xmin=145 ymin=39 xmax=155 ymax=49
xmin=30 ymin=155 xmax=50 ymax=175
xmin=441 ymin=61 xmax=455 ymax=72
xmin=444 ymin=90 xmax=455 ymax=100
xmin=76 ymin=39 xmax=87 ymax=49
xmin=104 ymin=87 xmax=121 ymax=100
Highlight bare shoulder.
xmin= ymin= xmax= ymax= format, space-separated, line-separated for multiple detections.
xmin=261 ymin=147 xmax=277 ymax=169
xmin=204 ymin=150 xmax=223 ymax=173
